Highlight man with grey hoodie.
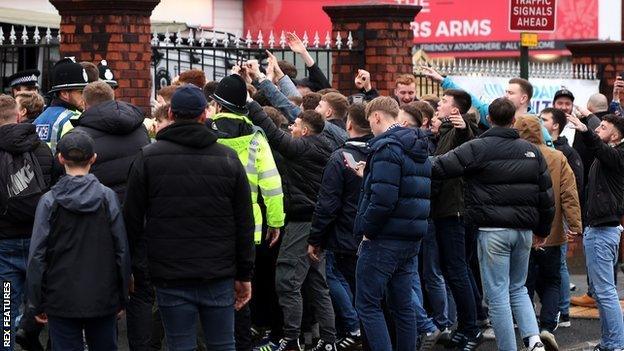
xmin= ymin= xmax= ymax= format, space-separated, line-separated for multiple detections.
xmin=27 ymin=131 xmax=130 ymax=350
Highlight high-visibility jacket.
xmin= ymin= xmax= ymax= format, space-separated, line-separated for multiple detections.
xmin=33 ymin=106 xmax=81 ymax=154
xmin=59 ymin=113 xmax=80 ymax=138
xmin=214 ymin=112 xmax=285 ymax=244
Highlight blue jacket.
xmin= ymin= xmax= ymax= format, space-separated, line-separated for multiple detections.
xmin=354 ymin=126 xmax=431 ymax=241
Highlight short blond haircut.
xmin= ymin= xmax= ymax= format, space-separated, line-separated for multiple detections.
xmin=321 ymin=92 xmax=349 ymax=119
xmin=15 ymin=91 xmax=44 ymax=120
xmin=366 ymin=96 xmax=399 ymax=119
xmin=83 ymin=81 xmax=114 ymax=107
xmin=0 ymin=95 xmax=17 ymax=122
xmin=153 ymin=103 xmax=170 ymax=123
xmin=395 ymin=74 xmax=416 ymax=87
xmin=157 ymin=85 xmax=178 ymax=103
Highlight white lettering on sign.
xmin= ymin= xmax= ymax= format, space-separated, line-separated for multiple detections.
xmin=412 ymin=20 xmax=491 ymax=38
xmin=512 ymin=6 xmax=554 ymax=16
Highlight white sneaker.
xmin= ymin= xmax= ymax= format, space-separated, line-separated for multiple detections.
xmin=482 ymin=327 xmax=495 ymax=340
xmin=527 ymin=342 xmax=546 ymax=351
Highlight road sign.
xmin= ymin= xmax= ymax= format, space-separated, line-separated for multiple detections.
xmin=509 ymin=0 xmax=557 ymax=32
xmin=521 ymin=33 xmax=539 ymax=47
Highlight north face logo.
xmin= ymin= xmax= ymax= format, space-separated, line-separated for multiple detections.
xmin=524 ymin=151 xmax=536 ymax=158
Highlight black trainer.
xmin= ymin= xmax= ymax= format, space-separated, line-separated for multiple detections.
xmin=310 ymin=339 xmax=337 ymax=351
xmin=459 ymin=331 xmax=483 ymax=351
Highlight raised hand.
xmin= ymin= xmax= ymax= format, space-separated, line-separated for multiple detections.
xmin=266 ymin=50 xmax=285 ymax=82
xmin=355 ymin=69 xmax=372 ymax=92
xmin=448 ymin=114 xmax=467 ymax=129
xmin=566 ymin=113 xmax=588 ymax=132
xmin=286 ymin=32 xmax=315 ymax=67
xmin=420 ymin=65 xmax=444 ymax=83
xmin=286 ymin=32 xmax=306 ymax=54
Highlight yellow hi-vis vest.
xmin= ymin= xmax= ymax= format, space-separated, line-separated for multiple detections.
xmin=214 ymin=113 xmax=285 ymax=244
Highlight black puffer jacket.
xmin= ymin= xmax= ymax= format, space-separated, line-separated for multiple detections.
xmin=580 ymin=130 xmax=624 ymax=226
xmin=431 ymin=116 xmax=476 ymax=219
xmin=433 ymin=127 xmax=555 ymax=237
xmin=308 ymin=135 xmax=372 ymax=253
xmin=248 ymin=101 xmax=332 ymax=222
xmin=0 ymin=123 xmax=55 ymax=239
xmin=73 ymin=100 xmax=150 ymax=201
xmin=123 ymin=121 xmax=255 ymax=286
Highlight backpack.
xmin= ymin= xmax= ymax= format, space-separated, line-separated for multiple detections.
xmin=0 ymin=150 xmax=47 ymax=223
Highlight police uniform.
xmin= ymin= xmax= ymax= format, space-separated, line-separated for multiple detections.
xmin=7 ymin=69 xmax=40 ymax=96
xmin=98 ymin=60 xmax=118 ymax=89
xmin=211 ymin=75 xmax=285 ymax=244
xmin=32 ymin=58 xmax=88 ymax=154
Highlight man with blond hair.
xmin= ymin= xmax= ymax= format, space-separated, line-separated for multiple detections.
xmin=353 ymin=96 xmax=432 ymax=351
xmin=15 ymin=91 xmax=44 ymax=124
xmin=316 ymin=92 xmax=349 ymax=130
xmin=394 ymin=74 xmax=418 ymax=106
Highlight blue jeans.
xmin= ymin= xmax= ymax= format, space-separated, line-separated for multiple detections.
xmin=435 ymin=217 xmax=479 ymax=337
xmin=584 ymin=227 xmax=624 ymax=349
xmin=48 ymin=314 xmax=117 ymax=351
xmin=422 ymin=221 xmax=456 ymax=329
xmin=477 ymin=229 xmax=539 ymax=351
xmin=0 ymin=239 xmax=30 ymax=351
xmin=155 ymin=278 xmax=236 ymax=351
xmin=356 ymin=239 xmax=420 ymax=351
xmin=326 ymin=251 xmax=359 ymax=334
xmin=411 ymin=244 xmax=438 ymax=335
xmin=559 ymin=243 xmax=571 ymax=315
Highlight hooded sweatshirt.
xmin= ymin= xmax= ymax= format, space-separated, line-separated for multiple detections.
xmin=73 ymin=100 xmax=150 ymax=201
xmin=354 ymin=126 xmax=431 ymax=241
xmin=0 ymin=123 xmax=55 ymax=239
xmin=515 ymin=116 xmax=582 ymax=246
xmin=27 ymin=174 xmax=130 ymax=317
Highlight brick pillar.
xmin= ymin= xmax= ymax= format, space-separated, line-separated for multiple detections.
xmin=49 ymin=0 xmax=160 ymax=114
xmin=566 ymin=41 xmax=624 ymax=99
xmin=323 ymin=4 xmax=421 ymax=97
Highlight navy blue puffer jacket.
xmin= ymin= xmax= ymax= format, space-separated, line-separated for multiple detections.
xmin=353 ymin=126 xmax=431 ymax=241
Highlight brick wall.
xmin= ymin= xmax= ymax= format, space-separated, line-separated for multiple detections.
xmin=323 ymin=4 xmax=421 ymax=97
xmin=50 ymin=0 xmax=160 ymax=114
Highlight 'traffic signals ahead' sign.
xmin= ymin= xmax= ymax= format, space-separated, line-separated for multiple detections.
xmin=509 ymin=0 xmax=557 ymax=32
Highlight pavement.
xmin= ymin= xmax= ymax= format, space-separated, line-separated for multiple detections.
xmin=15 ymin=272 xmax=622 ymax=350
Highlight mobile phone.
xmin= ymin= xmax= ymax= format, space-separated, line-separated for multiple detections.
xmin=351 ymin=94 xmax=364 ymax=104
xmin=343 ymin=151 xmax=358 ymax=169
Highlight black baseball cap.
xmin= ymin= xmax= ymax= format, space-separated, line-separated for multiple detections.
xmin=171 ymin=85 xmax=208 ymax=118
xmin=553 ymin=88 xmax=575 ymax=103
xmin=57 ymin=131 xmax=95 ymax=162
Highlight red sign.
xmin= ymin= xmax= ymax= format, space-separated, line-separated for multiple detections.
xmin=509 ymin=0 xmax=557 ymax=32
xmin=243 ymin=0 xmax=597 ymax=57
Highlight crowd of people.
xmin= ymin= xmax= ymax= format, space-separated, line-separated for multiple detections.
xmin=1 ymin=31 xmax=624 ymax=351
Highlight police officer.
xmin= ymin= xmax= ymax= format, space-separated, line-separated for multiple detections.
xmin=32 ymin=58 xmax=88 ymax=153
xmin=7 ymin=69 xmax=40 ymax=97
